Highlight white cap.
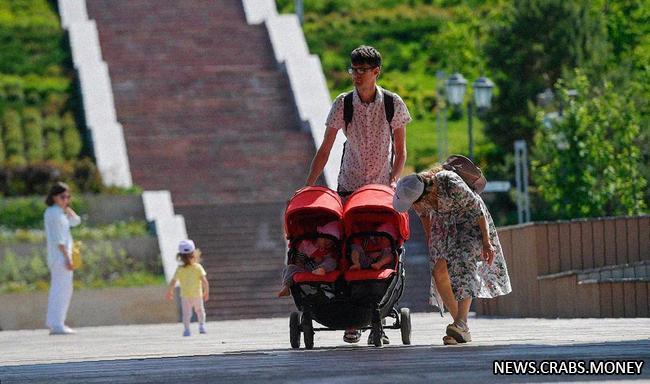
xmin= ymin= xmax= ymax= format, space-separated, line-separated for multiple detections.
xmin=392 ymin=174 xmax=425 ymax=212
xmin=317 ymin=221 xmax=340 ymax=239
xmin=178 ymin=239 xmax=196 ymax=254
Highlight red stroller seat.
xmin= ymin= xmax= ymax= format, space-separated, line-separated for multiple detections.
xmin=284 ymin=187 xmax=344 ymax=284
xmin=342 ymin=184 xmax=409 ymax=282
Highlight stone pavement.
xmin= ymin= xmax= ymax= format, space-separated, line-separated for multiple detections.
xmin=1 ymin=314 xmax=649 ymax=383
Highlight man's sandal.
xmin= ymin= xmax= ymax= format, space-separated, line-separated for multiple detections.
xmin=343 ymin=329 xmax=361 ymax=343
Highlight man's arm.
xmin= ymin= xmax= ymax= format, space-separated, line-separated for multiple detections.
xmin=389 ymin=127 xmax=407 ymax=187
xmin=305 ymin=126 xmax=339 ymax=186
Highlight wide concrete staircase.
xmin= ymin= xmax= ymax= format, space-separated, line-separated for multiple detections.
xmin=86 ymin=0 xmax=432 ymax=320
xmin=86 ymin=0 xmax=312 ymax=319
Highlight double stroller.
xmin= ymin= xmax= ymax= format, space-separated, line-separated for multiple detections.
xmin=283 ymin=184 xmax=411 ymax=348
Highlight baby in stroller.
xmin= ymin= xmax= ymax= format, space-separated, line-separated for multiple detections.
xmin=277 ymin=221 xmax=339 ymax=297
xmin=349 ymin=223 xmax=395 ymax=271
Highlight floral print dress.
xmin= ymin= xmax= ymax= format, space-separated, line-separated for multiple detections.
xmin=412 ymin=170 xmax=511 ymax=314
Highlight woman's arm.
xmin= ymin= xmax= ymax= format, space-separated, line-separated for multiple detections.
xmin=65 ymin=207 xmax=81 ymax=227
xmin=417 ymin=212 xmax=432 ymax=248
xmin=58 ymin=244 xmax=74 ymax=271
xmin=477 ymin=215 xmax=495 ymax=265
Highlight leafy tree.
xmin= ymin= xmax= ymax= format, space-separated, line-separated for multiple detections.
xmin=532 ymin=71 xmax=646 ymax=219
xmin=483 ymin=0 xmax=609 ymax=155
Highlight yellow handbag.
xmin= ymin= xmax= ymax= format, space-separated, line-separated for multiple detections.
xmin=71 ymin=240 xmax=83 ymax=269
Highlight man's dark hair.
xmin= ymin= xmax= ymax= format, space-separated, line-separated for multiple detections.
xmin=350 ymin=45 xmax=382 ymax=68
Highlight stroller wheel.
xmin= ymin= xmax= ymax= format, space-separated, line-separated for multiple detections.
xmin=290 ymin=312 xmax=301 ymax=349
xmin=301 ymin=312 xmax=314 ymax=350
xmin=400 ymin=307 xmax=411 ymax=345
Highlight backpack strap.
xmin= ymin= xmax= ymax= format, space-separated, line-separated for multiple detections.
xmin=383 ymin=91 xmax=396 ymax=174
xmin=383 ymin=91 xmax=394 ymax=125
xmin=343 ymin=90 xmax=394 ymax=128
xmin=343 ymin=91 xmax=354 ymax=129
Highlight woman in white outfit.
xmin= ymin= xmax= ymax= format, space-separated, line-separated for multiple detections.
xmin=44 ymin=182 xmax=81 ymax=335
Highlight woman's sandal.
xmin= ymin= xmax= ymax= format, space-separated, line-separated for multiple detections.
xmin=446 ymin=322 xmax=472 ymax=343
xmin=442 ymin=335 xmax=458 ymax=345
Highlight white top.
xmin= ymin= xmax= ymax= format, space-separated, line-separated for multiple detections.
xmin=44 ymin=205 xmax=81 ymax=265
xmin=326 ymin=86 xmax=411 ymax=192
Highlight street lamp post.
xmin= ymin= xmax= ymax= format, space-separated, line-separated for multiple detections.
xmin=445 ymin=73 xmax=494 ymax=160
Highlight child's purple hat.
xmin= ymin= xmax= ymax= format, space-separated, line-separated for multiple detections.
xmin=178 ymin=239 xmax=196 ymax=253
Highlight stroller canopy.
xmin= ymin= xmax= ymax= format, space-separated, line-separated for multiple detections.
xmin=343 ymin=184 xmax=410 ymax=243
xmin=285 ymin=186 xmax=344 ymax=240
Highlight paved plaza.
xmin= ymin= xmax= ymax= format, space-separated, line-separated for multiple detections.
xmin=1 ymin=314 xmax=649 ymax=383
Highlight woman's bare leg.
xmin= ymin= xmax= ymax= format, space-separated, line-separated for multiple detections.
xmin=457 ymin=297 xmax=472 ymax=325
xmin=432 ymin=259 xmax=458 ymax=320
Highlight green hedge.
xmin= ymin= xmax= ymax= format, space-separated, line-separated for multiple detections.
xmin=0 ymin=221 xmax=149 ymax=244
xmin=0 ymin=194 xmax=89 ymax=229
xmin=0 ymin=0 xmax=95 ymax=196
xmin=0 ymin=242 xmax=164 ymax=293
xmin=0 ymin=158 xmax=103 ymax=197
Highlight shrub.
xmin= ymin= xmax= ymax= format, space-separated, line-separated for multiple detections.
xmin=73 ymin=157 xmax=103 ymax=193
xmin=22 ymin=107 xmax=43 ymax=162
xmin=0 ymin=161 xmax=103 ymax=197
xmin=44 ymin=130 xmax=63 ymax=162
xmin=0 ymin=133 xmax=5 ymax=167
xmin=61 ymin=112 xmax=81 ymax=159
xmin=0 ymin=242 xmax=164 ymax=293
xmin=0 ymin=195 xmax=48 ymax=228
xmin=0 ymin=220 xmax=149 ymax=244
xmin=2 ymin=109 xmax=25 ymax=163
xmin=42 ymin=114 xmax=60 ymax=132
xmin=0 ymin=76 xmax=25 ymax=103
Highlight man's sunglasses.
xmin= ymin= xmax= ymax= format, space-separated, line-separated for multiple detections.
xmin=347 ymin=66 xmax=377 ymax=75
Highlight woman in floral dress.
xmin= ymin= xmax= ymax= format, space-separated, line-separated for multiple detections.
xmin=393 ymin=164 xmax=511 ymax=345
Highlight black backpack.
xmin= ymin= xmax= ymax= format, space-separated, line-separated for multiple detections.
xmin=343 ymin=90 xmax=395 ymax=129
xmin=339 ymin=90 xmax=396 ymax=193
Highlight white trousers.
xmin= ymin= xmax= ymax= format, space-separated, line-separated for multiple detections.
xmin=46 ymin=259 xmax=73 ymax=330
xmin=181 ymin=297 xmax=206 ymax=329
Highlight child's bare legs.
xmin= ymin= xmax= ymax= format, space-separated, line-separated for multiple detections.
xmin=278 ymin=264 xmax=303 ymax=297
xmin=277 ymin=284 xmax=290 ymax=297
xmin=349 ymin=249 xmax=361 ymax=270
xmin=193 ymin=298 xmax=206 ymax=332
xmin=371 ymin=252 xmax=393 ymax=270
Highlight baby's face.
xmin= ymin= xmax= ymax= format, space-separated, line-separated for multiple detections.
xmin=316 ymin=237 xmax=334 ymax=250
xmin=369 ymin=236 xmax=391 ymax=248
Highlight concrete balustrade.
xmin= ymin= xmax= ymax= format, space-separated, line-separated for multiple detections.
xmin=142 ymin=191 xmax=187 ymax=283
xmin=58 ymin=0 xmax=188 ymax=282
xmin=57 ymin=0 xmax=132 ymax=188
xmin=243 ymin=0 xmax=344 ymax=189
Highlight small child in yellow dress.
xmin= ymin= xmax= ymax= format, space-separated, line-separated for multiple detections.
xmin=165 ymin=239 xmax=209 ymax=336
